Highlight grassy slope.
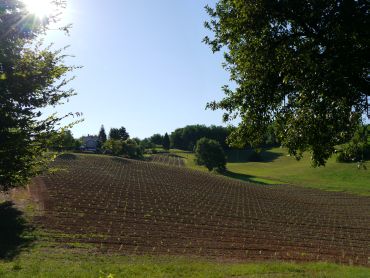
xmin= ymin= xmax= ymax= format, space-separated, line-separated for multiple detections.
xmin=171 ymin=148 xmax=370 ymax=196
xmin=1 ymin=246 xmax=369 ymax=278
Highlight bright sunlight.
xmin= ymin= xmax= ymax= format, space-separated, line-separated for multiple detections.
xmin=22 ymin=0 xmax=55 ymax=18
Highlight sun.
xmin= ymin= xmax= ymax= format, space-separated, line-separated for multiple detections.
xmin=22 ymin=0 xmax=55 ymax=18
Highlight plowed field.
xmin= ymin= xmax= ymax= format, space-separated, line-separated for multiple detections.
xmin=149 ymin=153 xmax=185 ymax=167
xmin=32 ymin=154 xmax=370 ymax=265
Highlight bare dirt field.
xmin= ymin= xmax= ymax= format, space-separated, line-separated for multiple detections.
xmin=31 ymin=154 xmax=370 ymax=265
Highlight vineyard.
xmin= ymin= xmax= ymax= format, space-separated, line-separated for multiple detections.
xmin=32 ymin=154 xmax=370 ymax=265
xmin=148 ymin=153 xmax=185 ymax=167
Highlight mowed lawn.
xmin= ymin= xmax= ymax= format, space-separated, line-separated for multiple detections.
xmin=171 ymin=148 xmax=370 ymax=196
xmin=1 ymin=247 xmax=370 ymax=278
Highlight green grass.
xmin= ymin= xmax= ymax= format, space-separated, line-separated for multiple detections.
xmin=169 ymin=149 xmax=207 ymax=171
xmin=170 ymin=148 xmax=370 ymax=196
xmin=1 ymin=247 xmax=369 ymax=278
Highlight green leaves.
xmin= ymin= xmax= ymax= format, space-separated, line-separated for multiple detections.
xmin=195 ymin=137 xmax=226 ymax=172
xmin=0 ymin=0 xmax=78 ymax=190
xmin=205 ymin=0 xmax=369 ymax=166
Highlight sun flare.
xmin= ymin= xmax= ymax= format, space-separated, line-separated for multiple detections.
xmin=23 ymin=0 xmax=55 ymax=18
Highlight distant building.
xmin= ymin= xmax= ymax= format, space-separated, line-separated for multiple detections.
xmin=81 ymin=135 xmax=99 ymax=151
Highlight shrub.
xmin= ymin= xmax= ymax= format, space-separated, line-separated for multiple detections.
xmin=102 ymin=140 xmax=124 ymax=156
xmin=122 ymin=139 xmax=143 ymax=159
xmin=195 ymin=138 xmax=226 ymax=172
xmin=103 ymin=139 xmax=143 ymax=159
xmin=336 ymin=142 xmax=367 ymax=163
xmin=336 ymin=127 xmax=369 ymax=163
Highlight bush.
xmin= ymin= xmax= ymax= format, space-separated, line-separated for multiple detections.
xmin=102 ymin=139 xmax=143 ymax=159
xmin=195 ymin=138 xmax=226 ymax=172
xmin=122 ymin=139 xmax=143 ymax=159
xmin=336 ymin=143 xmax=368 ymax=163
xmin=336 ymin=127 xmax=369 ymax=163
xmin=102 ymin=140 xmax=124 ymax=156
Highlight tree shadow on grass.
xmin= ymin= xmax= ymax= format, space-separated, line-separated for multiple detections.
xmin=223 ymin=170 xmax=281 ymax=185
xmin=227 ymin=149 xmax=283 ymax=163
xmin=0 ymin=201 xmax=35 ymax=260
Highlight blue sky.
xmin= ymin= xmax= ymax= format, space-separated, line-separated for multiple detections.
xmin=44 ymin=0 xmax=229 ymax=139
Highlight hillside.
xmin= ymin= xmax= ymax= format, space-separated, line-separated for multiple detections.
xmin=169 ymin=148 xmax=370 ymax=196
xmin=27 ymin=154 xmax=370 ymax=264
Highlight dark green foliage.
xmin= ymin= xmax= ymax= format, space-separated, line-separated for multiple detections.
xmin=226 ymin=148 xmax=282 ymax=163
xmin=102 ymin=140 xmax=122 ymax=156
xmin=49 ymin=130 xmax=77 ymax=151
xmin=123 ymin=139 xmax=143 ymax=159
xmin=336 ymin=125 xmax=369 ymax=163
xmin=109 ymin=127 xmax=129 ymax=141
xmin=171 ymin=125 xmax=230 ymax=151
xmin=74 ymin=139 xmax=82 ymax=150
xmin=195 ymin=137 xmax=226 ymax=172
xmin=109 ymin=128 xmax=120 ymax=140
xmin=98 ymin=125 xmax=107 ymax=144
xmin=204 ymin=0 xmax=369 ymax=166
xmin=139 ymin=138 xmax=155 ymax=150
xmin=264 ymin=123 xmax=279 ymax=147
xmin=162 ymin=133 xmax=170 ymax=150
xmin=102 ymin=139 xmax=142 ymax=159
xmin=149 ymin=134 xmax=163 ymax=145
xmin=97 ymin=125 xmax=107 ymax=151
xmin=0 ymin=0 xmax=77 ymax=190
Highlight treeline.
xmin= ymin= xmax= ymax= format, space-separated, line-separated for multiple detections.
xmin=138 ymin=125 xmax=232 ymax=151
xmin=48 ymin=122 xmax=369 ymax=164
xmin=167 ymin=124 xmax=279 ymax=151
xmin=98 ymin=126 xmax=142 ymax=159
xmin=50 ymin=123 xmax=280 ymax=155
xmin=170 ymin=125 xmax=230 ymax=151
xmin=143 ymin=125 xmax=248 ymax=151
xmin=48 ymin=125 xmax=143 ymax=159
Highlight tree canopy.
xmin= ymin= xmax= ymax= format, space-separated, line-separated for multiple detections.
xmin=195 ymin=137 xmax=226 ymax=172
xmin=102 ymin=138 xmax=142 ymax=159
xmin=204 ymin=0 xmax=369 ymax=166
xmin=162 ymin=133 xmax=170 ymax=150
xmin=0 ymin=0 xmax=77 ymax=190
xmin=49 ymin=130 xmax=78 ymax=151
xmin=170 ymin=125 xmax=230 ymax=151
xmin=149 ymin=133 xmax=164 ymax=145
xmin=98 ymin=125 xmax=107 ymax=144
xmin=109 ymin=127 xmax=129 ymax=141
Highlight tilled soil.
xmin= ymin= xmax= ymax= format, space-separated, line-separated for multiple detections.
xmin=148 ymin=153 xmax=185 ymax=167
xmin=32 ymin=154 xmax=370 ymax=265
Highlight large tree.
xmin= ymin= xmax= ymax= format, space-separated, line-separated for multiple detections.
xmin=109 ymin=127 xmax=129 ymax=141
xmin=0 ymin=0 xmax=77 ymax=190
xmin=98 ymin=125 xmax=107 ymax=143
xmin=195 ymin=137 xmax=226 ymax=172
xmin=162 ymin=133 xmax=170 ymax=150
xmin=50 ymin=130 xmax=76 ymax=151
xmin=204 ymin=0 xmax=369 ymax=166
xmin=149 ymin=133 xmax=163 ymax=145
